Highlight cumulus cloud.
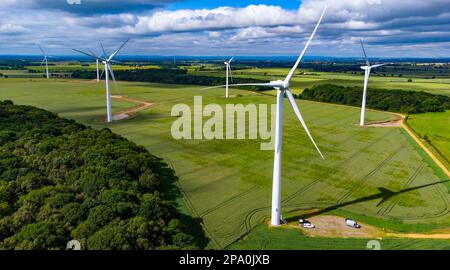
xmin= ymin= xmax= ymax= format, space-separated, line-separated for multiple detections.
xmin=0 ymin=24 xmax=29 ymax=34
xmin=124 ymin=5 xmax=300 ymax=34
xmin=0 ymin=0 xmax=450 ymax=57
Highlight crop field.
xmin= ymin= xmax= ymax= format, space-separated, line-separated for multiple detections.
xmin=1 ymin=77 xmax=449 ymax=249
xmin=408 ymin=111 xmax=450 ymax=170
xmin=25 ymin=64 xmax=160 ymax=73
xmin=190 ymin=67 xmax=450 ymax=96
xmin=230 ymin=224 xmax=450 ymax=250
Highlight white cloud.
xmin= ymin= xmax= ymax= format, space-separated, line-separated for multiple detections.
xmin=124 ymin=5 xmax=301 ymax=34
xmin=1 ymin=0 xmax=450 ymax=57
xmin=0 ymin=24 xmax=29 ymax=34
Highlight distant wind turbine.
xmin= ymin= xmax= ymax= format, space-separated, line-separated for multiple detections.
xmin=73 ymin=38 xmax=130 ymax=123
xmin=359 ymin=40 xmax=386 ymax=126
xmin=39 ymin=45 xmax=49 ymax=79
xmin=224 ymin=56 xmax=234 ymax=98
xmin=204 ymin=7 xmax=327 ymax=226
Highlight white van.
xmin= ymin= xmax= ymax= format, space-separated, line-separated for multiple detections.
xmin=299 ymin=219 xmax=315 ymax=229
xmin=345 ymin=218 xmax=361 ymax=228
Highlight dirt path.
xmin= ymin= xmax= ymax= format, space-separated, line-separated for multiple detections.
xmin=110 ymin=95 xmax=155 ymax=121
xmin=287 ymin=215 xmax=450 ymax=239
xmin=398 ymin=114 xmax=450 ymax=178
xmin=366 ymin=118 xmax=403 ymax=127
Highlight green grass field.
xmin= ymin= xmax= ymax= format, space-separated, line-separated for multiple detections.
xmin=1 ymin=77 xmax=449 ymax=249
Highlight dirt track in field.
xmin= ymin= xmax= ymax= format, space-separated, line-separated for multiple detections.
xmin=110 ymin=95 xmax=154 ymax=120
xmin=285 ymin=215 xmax=450 ymax=239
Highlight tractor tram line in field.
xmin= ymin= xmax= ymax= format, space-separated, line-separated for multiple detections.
xmin=377 ymin=163 xmax=425 ymax=217
xmin=282 ymin=129 xmax=398 ymax=206
xmin=167 ymin=160 xmax=224 ymax=249
xmin=222 ymin=129 xmax=401 ymax=247
xmin=199 ymin=186 xmax=262 ymax=218
xmin=336 ymin=144 xmax=406 ymax=205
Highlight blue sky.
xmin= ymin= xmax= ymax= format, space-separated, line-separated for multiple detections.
xmin=0 ymin=0 xmax=449 ymax=58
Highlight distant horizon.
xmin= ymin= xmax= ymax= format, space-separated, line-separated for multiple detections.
xmin=1 ymin=54 xmax=450 ymax=63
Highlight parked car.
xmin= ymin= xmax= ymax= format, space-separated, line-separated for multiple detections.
xmin=345 ymin=218 xmax=361 ymax=228
xmin=299 ymin=219 xmax=315 ymax=228
xmin=302 ymin=222 xmax=315 ymax=229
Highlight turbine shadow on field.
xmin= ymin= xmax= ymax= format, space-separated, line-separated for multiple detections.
xmin=287 ymin=180 xmax=450 ymax=221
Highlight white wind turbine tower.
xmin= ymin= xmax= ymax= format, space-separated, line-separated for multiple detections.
xmin=73 ymin=39 xmax=130 ymax=123
xmin=359 ymin=40 xmax=386 ymax=126
xmin=39 ymin=45 xmax=49 ymax=79
xmin=224 ymin=56 xmax=234 ymax=98
xmin=205 ymin=7 xmax=327 ymax=226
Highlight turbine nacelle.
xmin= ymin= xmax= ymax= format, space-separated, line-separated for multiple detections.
xmin=269 ymin=80 xmax=287 ymax=89
xmin=361 ymin=65 xmax=371 ymax=70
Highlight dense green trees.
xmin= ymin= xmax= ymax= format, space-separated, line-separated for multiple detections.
xmin=299 ymin=84 xmax=450 ymax=114
xmin=0 ymin=100 xmax=199 ymax=250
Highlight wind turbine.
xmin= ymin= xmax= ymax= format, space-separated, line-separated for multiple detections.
xmin=359 ymin=40 xmax=386 ymax=126
xmin=39 ymin=45 xmax=49 ymax=79
xmin=205 ymin=7 xmax=327 ymax=226
xmin=73 ymin=38 xmax=130 ymax=123
xmin=224 ymin=56 xmax=234 ymax=98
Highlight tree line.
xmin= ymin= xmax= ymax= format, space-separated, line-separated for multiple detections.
xmin=72 ymin=69 xmax=271 ymax=91
xmin=298 ymin=84 xmax=450 ymax=114
xmin=0 ymin=100 xmax=201 ymax=250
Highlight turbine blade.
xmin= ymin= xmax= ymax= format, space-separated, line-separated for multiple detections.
xmin=371 ymin=63 xmax=387 ymax=69
xmin=88 ymin=49 xmax=100 ymax=59
xmin=108 ymin=38 xmax=130 ymax=61
xmin=38 ymin=45 xmax=46 ymax=56
xmin=284 ymin=6 xmax=327 ymax=83
xmin=100 ymin=41 xmax=107 ymax=58
xmin=108 ymin=65 xmax=120 ymax=95
xmin=201 ymin=82 xmax=279 ymax=90
xmin=72 ymin=49 xmax=98 ymax=59
xmin=286 ymin=90 xmax=324 ymax=159
xmin=40 ymin=58 xmax=46 ymax=66
xmin=99 ymin=68 xmax=105 ymax=79
xmin=360 ymin=39 xmax=370 ymax=66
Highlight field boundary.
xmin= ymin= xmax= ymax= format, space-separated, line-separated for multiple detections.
xmin=400 ymin=115 xmax=450 ymax=178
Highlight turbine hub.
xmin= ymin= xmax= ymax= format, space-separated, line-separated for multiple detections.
xmin=270 ymin=80 xmax=286 ymax=89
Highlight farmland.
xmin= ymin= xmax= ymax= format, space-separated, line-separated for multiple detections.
xmin=190 ymin=67 xmax=450 ymax=97
xmin=1 ymin=72 xmax=449 ymax=249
